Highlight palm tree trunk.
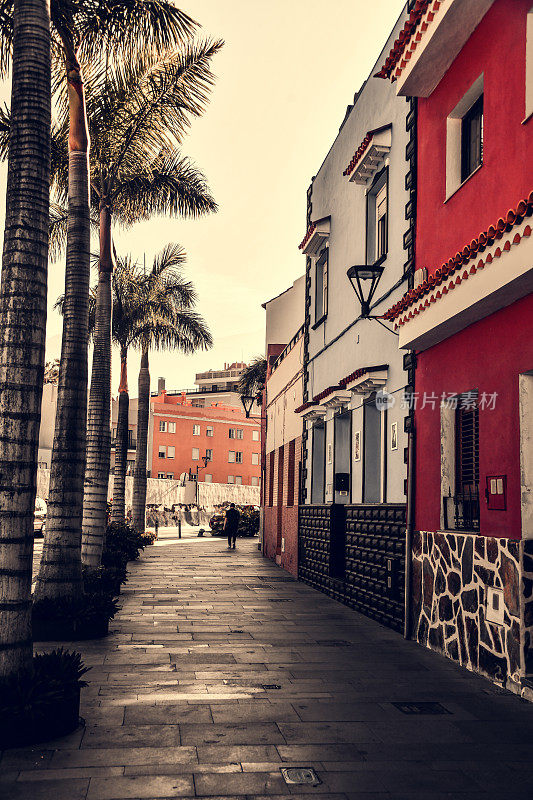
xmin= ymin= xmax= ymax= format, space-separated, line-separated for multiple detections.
xmin=110 ymin=348 xmax=129 ymax=523
xmin=132 ymin=348 xmax=150 ymax=534
xmin=81 ymin=200 xmax=112 ymax=566
xmin=34 ymin=39 xmax=90 ymax=602
xmin=0 ymin=0 xmax=51 ymax=677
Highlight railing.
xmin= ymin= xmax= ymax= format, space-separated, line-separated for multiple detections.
xmin=442 ymin=487 xmax=480 ymax=532
xmin=271 ymin=324 xmax=304 ymax=374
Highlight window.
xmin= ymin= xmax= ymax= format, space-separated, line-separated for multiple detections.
xmin=461 ymin=94 xmax=483 ymax=182
xmin=205 ymin=449 xmax=213 ymax=462
xmin=193 ymin=424 xmax=200 ymax=436
xmin=287 ymin=438 xmax=296 ymax=508
xmin=268 ymin=451 xmax=275 ymax=506
xmin=158 ymin=446 xmax=166 ymax=459
xmin=236 ymin=429 xmax=243 ymax=440
xmin=126 ymin=460 xmax=135 ymax=476
xmin=311 ymin=421 xmax=325 ymax=504
xmin=252 ymin=430 xmax=259 ymax=442
xmin=159 ymin=421 xmax=167 ymax=432
xmin=363 ymin=394 xmax=383 ymax=503
xmin=205 ymin=474 xmax=212 ymax=483
xmin=157 ymin=472 xmax=165 ymax=478
xmin=443 ymin=391 xmax=480 ymax=532
xmin=192 ymin=447 xmax=199 ymax=460
xmin=251 ymin=453 xmax=259 ymax=466
xmin=228 ymin=451 xmax=235 ymax=463
xmin=167 ymin=446 xmax=175 ymax=459
xmin=366 ymin=167 xmax=388 ymax=264
xmin=446 ymin=75 xmax=483 ymax=198
xmin=229 ymin=428 xmax=235 ymax=439
xmin=166 ymin=472 xmax=173 ymax=479
xmin=235 ymin=476 xmax=242 ymax=485
xmin=206 ymin=426 xmax=213 ymax=437
xmin=168 ymin=422 xmax=176 ymax=434
xmin=314 ymin=246 xmax=328 ymax=323
xmin=236 ymin=451 xmax=243 ymax=464
xmin=251 ymin=476 xmax=259 ymax=487
xmin=228 ymin=475 xmax=235 ymax=484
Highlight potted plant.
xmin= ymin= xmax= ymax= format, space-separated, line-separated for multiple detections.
xmin=32 ymin=592 xmax=119 ymax=641
xmin=0 ymin=649 xmax=89 ymax=749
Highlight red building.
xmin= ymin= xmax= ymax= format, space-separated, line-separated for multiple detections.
xmin=150 ymin=391 xmax=261 ymax=487
xmin=379 ymin=0 xmax=533 ymax=689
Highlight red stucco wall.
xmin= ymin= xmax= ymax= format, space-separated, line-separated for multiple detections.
xmin=416 ymin=0 xmax=533 ymax=276
xmin=414 ymin=0 xmax=533 ymax=540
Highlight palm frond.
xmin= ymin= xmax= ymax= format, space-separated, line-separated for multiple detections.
xmin=0 ymin=0 xmax=13 ymax=78
xmin=238 ymin=356 xmax=267 ymax=397
xmin=0 ymin=100 xmax=9 ymax=160
xmin=112 ymin=149 xmax=216 ymax=225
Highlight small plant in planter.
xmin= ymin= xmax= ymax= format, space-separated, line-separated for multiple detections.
xmin=103 ymin=521 xmax=146 ymax=565
xmin=32 ymin=592 xmax=120 ymax=641
xmin=82 ymin=563 xmax=127 ymax=596
xmin=0 ymin=649 xmax=89 ymax=749
xmin=140 ymin=530 xmax=157 ymax=547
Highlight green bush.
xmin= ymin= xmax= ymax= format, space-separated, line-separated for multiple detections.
xmin=103 ymin=521 xmax=146 ymax=566
xmin=32 ymin=592 xmax=119 ymax=625
xmin=82 ymin=564 xmax=127 ymax=596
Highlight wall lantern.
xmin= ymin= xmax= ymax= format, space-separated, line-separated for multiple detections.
xmin=347 ymin=263 xmax=398 ymax=336
xmin=241 ymin=394 xmax=256 ymax=418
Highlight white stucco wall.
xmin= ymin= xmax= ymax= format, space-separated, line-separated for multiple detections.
xmin=303 ymin=7 xmax=410 ymax=506
xmin=265 ymin=338 xmax=304 ymax=454
xmin=264 ymin=275 xmax=305 ymax=348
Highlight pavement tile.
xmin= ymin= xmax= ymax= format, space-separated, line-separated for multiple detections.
xmin=50 ymin=747 xmax=198 ymax=768
xmin=124 ymin=704 xmax=213 ymax=724
xmin=277 ymin=722 xmax=380 ymax=744
xmin=0 ymin=778 xmax=89 ymax=799
xmin=197 ymin=745 xmax=281 ymax=763
xmin=194 ymin=771 xmax=288 ymax=795
xmin=82 ymin=724 xmax=181 ymax=748
xmin=86 ymin=774 xmax=194 ymax=799
xmin=180 ymin=723 xmax=285 ymax=746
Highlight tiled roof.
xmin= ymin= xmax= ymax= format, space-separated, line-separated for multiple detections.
xmin=339 ymin=364 xmax=389 ymax=388
xmin=295 ymin=366 xmax=389 ymax=414
xmin=343 ymin=132 xmax=374 ymax=177
xmin=384 ymin=192 xmax=533 ymax=324
xmin=294 ymin=400 xmax=317 ymax=414
xmin=298 ymin=223 xmax=316 ymax=250
xmin=374 ymin=0 xmax=434 ymax=80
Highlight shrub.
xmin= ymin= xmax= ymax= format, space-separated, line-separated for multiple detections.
xmin=82 ymin=564 xmax=127 ymax=596
xmin=33 ymin=592 xmax=119 ymax=626
xmin=140 ymin=530 xmax=157 ymax=546
xmin=103 ymin=521 xmax=146 ymax=565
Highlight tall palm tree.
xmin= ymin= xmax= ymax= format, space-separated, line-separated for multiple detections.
xmin=31 ymin=2 xmax=198 ymax=600
xmin=131 ymin=245 xmax=213 ymax=534
xmin=0 ymin=0 xmax=51 ymax=678
xmin=76 ymin=41 xmax=221 ymax=565
xmin=238 ymin=356 xmax=268 ymax=399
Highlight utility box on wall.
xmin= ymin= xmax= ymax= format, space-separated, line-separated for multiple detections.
xmin=486 ymin=475 xmax=507 ymax=510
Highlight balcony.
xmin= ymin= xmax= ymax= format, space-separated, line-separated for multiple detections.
xmin=442 ymin=487 xmax=480 ymax=532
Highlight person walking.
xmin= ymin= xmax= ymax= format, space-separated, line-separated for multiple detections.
xmin=224 ymin=503 xmax=240 ymax=549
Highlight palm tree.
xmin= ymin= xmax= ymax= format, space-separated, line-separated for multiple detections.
xmin=131 ymin=245 xmax=213 ymax=535
xmin=31 ymin=2 xmax=199 ymax=600
xmin=76 ymin=41 xmax=221 ymax=565
xmin=238 ymin=356 xmax=268 ymax=400
xmin=0 ymin=0 xmax=51 ymax=678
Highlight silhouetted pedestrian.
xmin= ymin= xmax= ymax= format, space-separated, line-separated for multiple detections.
xmin=224 ymin=503 xmax=240 ymax=549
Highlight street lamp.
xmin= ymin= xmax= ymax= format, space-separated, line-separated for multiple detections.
xmin=241 ymin=394 xmax=256 ymax=418
xmin=347 ymin=263 xmax=399 ymax=336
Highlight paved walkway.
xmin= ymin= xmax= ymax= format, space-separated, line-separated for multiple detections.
xmin=3 ymin=531 xmax=533 ymax=799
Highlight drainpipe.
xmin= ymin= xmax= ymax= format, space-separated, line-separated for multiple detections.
xmin=404 ymin=425 xmax=416 ymax=639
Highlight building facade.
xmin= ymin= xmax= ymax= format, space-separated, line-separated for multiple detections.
xmin=150 ymin=391 xmax=261 ymax=487
xmin=262 ymin=278 xmax=305 ymax=576
xmin=379 ymin=0 xmax=533 ymax=688
xmin=296 ymin=7 xmax=413 ymax=633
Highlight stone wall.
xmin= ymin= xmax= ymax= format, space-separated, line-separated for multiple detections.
xmin=411 ymin=531 xmax=522 ymax=684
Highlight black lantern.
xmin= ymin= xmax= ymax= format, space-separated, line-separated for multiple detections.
xmin=347 ymin=263 xmax=384 ymax=317
xmin=241 ymin=394 xmax=255 ymax=418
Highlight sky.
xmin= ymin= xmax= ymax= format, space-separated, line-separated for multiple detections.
xmin=0 ymin=0 xmax=406 ymax=396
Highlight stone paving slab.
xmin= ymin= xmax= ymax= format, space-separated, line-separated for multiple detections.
xmin=3 ymin=534 xmax=533 ymax=798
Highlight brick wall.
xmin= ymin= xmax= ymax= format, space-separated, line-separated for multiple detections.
xmin=263 ymin=436 xmax=301 ymax=577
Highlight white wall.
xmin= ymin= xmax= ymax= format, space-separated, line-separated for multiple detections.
xmin=265 ymin=338 xmax=304 ymax=454
xmin=264 ymin=275 xmax=305 ymax=348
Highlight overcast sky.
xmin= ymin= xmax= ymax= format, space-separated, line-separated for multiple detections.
xmin=0 ymin=0 xmax=405 ymax=396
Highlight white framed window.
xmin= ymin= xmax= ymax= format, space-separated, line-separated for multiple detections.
xmin=366 ymin=167 xmax=388 ymax=264
xmin=228 ymin=428 xmax=235 ymax=439
xmin=236 ymin=429 xmax=243 ymax=439
xmin=158 ymin=446 xmax=166 ymax=459
xmin=315 ymin=245 xmax=328 ymax=322
xmin=157 ymin=472 xmax=165 ymax=478
xmin=228 ymin=475 xmax=235 ymax=484
xmin=236 ymin=451 xmax=243 ymax=464
xmin=168 ymin=421 xmax=176 ymax=434
xmin=251 ymin=453 xmax=259 ymax=465
xmin=193 ymin=424 xmax=200 ymax=436
xmin=159 ymin=420 xmax=167 ymax=432
xmin=251 ymin=476 xmax=259 ymax=487
xmin=252 ymin=430 xmax=259 ymax=442
xmin=166 ymin=472 xmax=173 ymax=479
xmin=205 ymin=448 xmax=213 ymax=462
xmin=446 ymin=75 xmax=483 ymax=199
xmin=228 ymin=451 xmax=235 ymax=463
xmin=167 ymin=446 xmax=175 ymax=459
xmin=205 ymin=474 xmax=212 ymax=483
xmin=206 ymin=426 xmax=214 ymax=437
xmin=192 ymin=447 xmax=199 ymax=460
xmin=235 ymin=476 xmax=242 ymax=485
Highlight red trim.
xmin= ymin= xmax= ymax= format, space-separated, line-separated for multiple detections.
xmin=338 ymin=364 xmax=389 ymax=388
xmin=294 ymin=400 xmax=316 ymax=414
xmin=343 ymin=132 xmax=374 ymax=177
xmin=298 ymin=223 xmax=316 ymax=250
xmin=384 ymin=191 xmax=533 ymax=322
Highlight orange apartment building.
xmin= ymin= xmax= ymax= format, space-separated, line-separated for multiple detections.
xmin=151 ymin=392 xmax=261 ymax=486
